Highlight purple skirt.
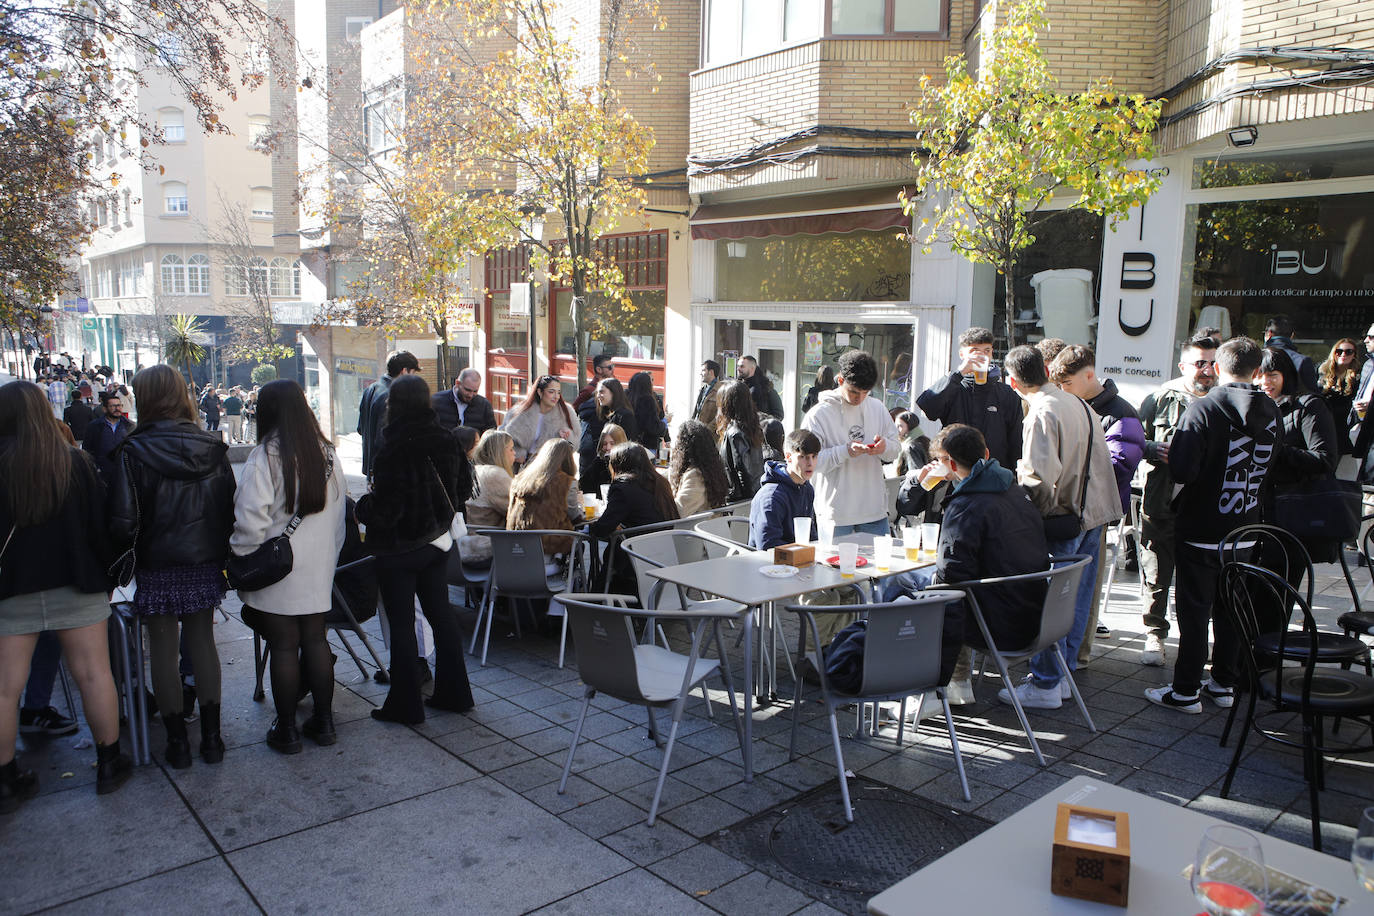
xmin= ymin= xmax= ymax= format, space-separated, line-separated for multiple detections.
xmin=132 ymin=564 xmax=227 ymax=617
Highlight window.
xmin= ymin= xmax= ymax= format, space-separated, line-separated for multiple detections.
xmin=246 ymin=114 xmax=269 ymax=148
xmin=251 ymin=187 xmax=273 ymax=219
xmin=92 ymin=134 xmax=104 ymax=162
xmin=345 ymin=16 xmax=374 ymax=40
xmin=714 ymin=228 xmax=910 ymax=301
xmin=158 ymin=33 xmax=183 ymax=67
xmin=96 ymin=199 xmax=108 ymax=226
xmin=163 ymin=181 xmax=188 ymax=214
xmin=161 ymin=254 xmax=186 ymax=294
xmin=225 ymin=257 xmax=246 ymax=296
xmin=704 ymin=0 xmax=941 ymax=64
xmin=247 ymin=256 xmax=269 ymax=296
xmin=187 ymin=254 xmax=210 ymax=294
xmin=554 ymin=232 xmax=668 ymax=360
xmin=363 ymin=82 xmax=403 ymax=155
xmin=269 ymin=257 xmax=300 ymax=297
xmin=122 ymin=189 xmax=132 ymax=225
xmin=159 ymin=108 xmax=185 ymax=143
xmin=95 ymin=263 xmax=113 ymax=298
xmin=116 ymin=255 xmax=143 ymax=297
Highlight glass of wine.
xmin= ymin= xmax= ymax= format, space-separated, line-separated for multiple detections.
xmin=1192 ymin=825 xmax=1268 ymax=916
xmin=1353 ymin=806 xmax=1374 ymax=894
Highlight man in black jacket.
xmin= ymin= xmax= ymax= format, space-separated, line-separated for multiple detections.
xmin=1263 ymin=314 xmax=1319 ymax=395
xmin=916 ymin=326 xmax=1022 ymax=468
xmin=64 ymin=391 xmax=94 ymax=441
xmin=357 ymin=351 xmax=419 ymax=477
xmin=1145 ymin=336 xmax=1279 ymax=714
xmin=431 ymin=369 xmax=496 ymax=434
xmin=82 ymin=391 xmax=133 ymax=479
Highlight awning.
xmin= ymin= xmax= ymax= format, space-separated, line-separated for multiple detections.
xmin=690 ymin=187 xmax=911 ymax=241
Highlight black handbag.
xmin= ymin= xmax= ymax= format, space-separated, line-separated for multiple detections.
xmin=227 ymin=452 xmax=334 ymax=592
xmin=1272 ymin=476 xmax=1361 ymax=540
xmin=1042 ymin=399 xmax=1096 ymax=542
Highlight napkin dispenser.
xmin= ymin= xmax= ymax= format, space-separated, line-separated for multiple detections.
xmin=773 ymin=543 xmax=815 ymax=567
xmin=1051 ymin=802 xmax=1130 ymax=907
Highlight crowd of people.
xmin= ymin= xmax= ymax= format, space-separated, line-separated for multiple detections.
xmin=3 ymin=309 xmax=1368 ymax=814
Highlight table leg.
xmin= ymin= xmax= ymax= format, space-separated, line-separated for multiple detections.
xmin=742 ymin=609 xmax=755 ymax=782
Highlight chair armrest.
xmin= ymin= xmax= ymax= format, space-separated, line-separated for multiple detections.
xmin=941 ymin=554 xmax=1092 ymax=590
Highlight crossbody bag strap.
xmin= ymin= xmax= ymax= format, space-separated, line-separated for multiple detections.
xmin=1075 ymin=399 xmax=1096 ymax=515
xmin=281 ymin=449 xmax=335 ymax=539
xmin=427 ymin=456 xmax=456 ymax=516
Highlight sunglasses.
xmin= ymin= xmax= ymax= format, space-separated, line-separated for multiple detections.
xmin=1336 ymin=348 xmax=1356 ymax=355
xmin=1189 ymin=360 xmax=1216 ymax=369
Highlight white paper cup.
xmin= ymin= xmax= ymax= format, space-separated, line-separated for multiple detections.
xmin=794 ymin=517 xmax=813 ymax=544
xmin=873 ymin=535 xmax=892 ymax=571
xmin=837 ymin=542 xmax=859 ymax=578
xmin=921 ymin=523 xmax=940 ymax=558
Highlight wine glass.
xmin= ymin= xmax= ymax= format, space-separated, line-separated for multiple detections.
xmin=1354 ymin=806 xmax=1374 ymax=893
xmin=1192 ymin=825 xmax=1268 ymax=916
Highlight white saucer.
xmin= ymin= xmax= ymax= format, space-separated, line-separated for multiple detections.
xmin=759 ymin=564 xmax=799 ymax=578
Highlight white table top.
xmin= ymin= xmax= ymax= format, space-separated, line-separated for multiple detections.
xmin=645 ymin=551 xmax=866 ymax=607
xmin=867 ymin=776 xmax=1362 ymax=915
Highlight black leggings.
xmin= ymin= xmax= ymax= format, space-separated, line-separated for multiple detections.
xmin=376 ymin=545 xmax=472 ymax=723
xmin=242 ymin=607 xmax=334 ymax=723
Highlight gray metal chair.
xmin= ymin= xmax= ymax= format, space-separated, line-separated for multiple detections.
xmin=693 ymin=514 xmax=753 ymax=550
xmin=784 ymin=591 xmax=971 ymax=821
xmin=945 ymin=555 xmax=1096 ymax=766
xmin=594 ymin=510 xmax=718 ymax=594
xmin=470 ymin=528 xmax=590 ymax=667
xmin=108 ymin=598 xmax=151 ymax=766
xmin=555 ymin=592 xmax=743 ymax=825
xmin=446 ymin=534 xmax=492 ymax=609
xmin=621 ymin=529 xmax=747 ymax=615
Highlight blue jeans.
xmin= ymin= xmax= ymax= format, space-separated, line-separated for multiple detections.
xmin=832 ymin=519 xmax=890 ymax=537
xmin=1029 ymin=525 xmax=1103 ymax=688
xmin=876 ymin=567 xmax=935 ymax=603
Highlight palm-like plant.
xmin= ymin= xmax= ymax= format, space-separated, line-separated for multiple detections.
xmin=164 ymin=314 xmax=208 ymax=391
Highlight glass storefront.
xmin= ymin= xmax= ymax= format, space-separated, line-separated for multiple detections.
xmin=714 ymin=228 xmax=910 ymax=302
xmin=1178 ymin=189 xmax=1374 ymax=363
xmin=554 ymin=289 xmax=666 ymax=361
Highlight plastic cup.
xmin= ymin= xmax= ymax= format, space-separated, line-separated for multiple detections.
xmin=583 ymin=493 xmax=597 ymax=519
xmin=873 ymin=535 xmax=892 ymax=571
xmin=794 ymin=517 xmax=812 ymax=545
xmin=837 ymin=542 xmax=859 ymax=579
xmin=921 ymin=465 xmax=948 ymax=491
xmin=817 ymin=521 xmax=835 ymax=549
xmin=599 ymin=484 xmax=609 ymax=502
xmin=922 ymin=523 xmax=941 ymax=559
xmin=973 ymin=358 xmax=989 ymax=385
xmin=903 ymin=536 xmax=921 ymax=561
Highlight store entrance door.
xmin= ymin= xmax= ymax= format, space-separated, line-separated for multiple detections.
xmin=743 ymin=328 xmax=795 ymax=428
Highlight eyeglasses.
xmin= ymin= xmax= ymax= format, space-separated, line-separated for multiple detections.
xmin=1189 ymin=360 xmax=1216 ymax=369
xmin=1336 ymin=349 xmax=1356 ymax=355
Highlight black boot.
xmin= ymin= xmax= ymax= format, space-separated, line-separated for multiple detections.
xmin=96 ymin=741 xmax=133 ymax=795
xmin=265 ymin=718 xmax=302 ymax=755
xmin=199 ymin=703 xmax=225 ymax=764
xmin=162 ymin=715 xmax=192 ymax=769
xmin=302 ymin=710 xmax=337 ymax=746
xmin=0 ymin=759 xmax=39 ymax=814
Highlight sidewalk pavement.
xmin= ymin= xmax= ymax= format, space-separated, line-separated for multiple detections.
xmin=3 ymin=446 xmax=1369 ymax=914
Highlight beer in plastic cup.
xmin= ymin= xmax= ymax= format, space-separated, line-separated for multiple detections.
xmin=794 ymin=517 xmax=813 ymax=544
xmin=583 ymin=493 xmax=597 ymax=519
xmin=903 ymin=537 xmax=921 ymax=561
xmin=920 ymin=465 xmax=948 ymax=491
xmin=973 ymin=357 xmax=989 ymax=385
xmin=837 ymin=542 xmax=859 ymax=579
xmin=922 ymin=523 xmax=940 ymax=559
xmin=873 ymin=535 xmax=892 ymax=571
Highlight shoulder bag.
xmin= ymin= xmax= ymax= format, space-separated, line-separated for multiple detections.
xmin=227 ymin=450 xmax=334 ymax=591
xmin=1042 ymin=399 xmax=1096 ymax=542
xmin=109 ymin=452 xmax=139 ymax=587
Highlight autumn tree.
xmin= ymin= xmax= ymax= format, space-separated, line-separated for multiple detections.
xmin=905 ymin=0 xmax=1162 ymax=347
xmin=210 ymin=192 xmax=296 ymax=371
xmin=399 ymin=0 xmax=661 ymax=390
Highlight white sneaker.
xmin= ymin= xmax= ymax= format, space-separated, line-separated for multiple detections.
xmin=1059 ymin=679 xmax=1073 ymax=700
xmin=945 ymin=678 xmax=975 ymax=705
xmin=906 ymin=692 xmax=944 ymax=723
xmin=1144 ymin=683 xmax=1202 ymax=714
xmin=997 ymin=677 xmax=1062 ymax=709
xmin=1202 ymin=678 xmax=1235 ymax=708
xmin=1140 ymin=633 xmax=1166 ymax=667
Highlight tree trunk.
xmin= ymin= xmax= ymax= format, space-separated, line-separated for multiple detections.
xmin=1003 ymin=261 xmax=1017 ymax=350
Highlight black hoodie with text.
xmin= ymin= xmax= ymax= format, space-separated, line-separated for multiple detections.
xmin=1167 ymin=382 xmax=1281 ymax=544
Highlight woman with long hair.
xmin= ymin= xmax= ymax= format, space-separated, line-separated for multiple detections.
xmin=590 ymin=442 xmax=680 ymax=593
xmin=669 ymin=419 xmax=730 ymax=516
xmin=801 ymin=364 xmax=835 ymax=414
xmin=576 ymin=377 xmax=637 ymax=493
xmin=0 ymin=382 xmax=131 ymax=811
xmin=1318 ymin=337 xmax=1360 ymax=452
xmin=357 ymin=375 xmax=475 ymax=725
xmin=109 ymin=365 xmax=236 ymax=768
xmin=507 ymin=437 xmax=582 ymax=558
xmin=584 ymin=422 xmax=628 ymax=496
xmin=231 ymin=380 xmax=347 ymax=753
xmin=892 ymin=409 xmax=930 ymax=477
xmin=626 ymin=371 xmax=664 ymax=454
xmin=459 ymin=430 xmax=517 ymax=564
xmin=501 ymin=375 xmax=578 ymax=465
xmin=715 ymin=380 xmax=764 ymax=502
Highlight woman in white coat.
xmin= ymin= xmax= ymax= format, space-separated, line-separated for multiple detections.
xmin=231 ymin=380 xmax=346 ymax=754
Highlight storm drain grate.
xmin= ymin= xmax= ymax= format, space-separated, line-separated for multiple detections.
xmin=708 ymin=777 xmax=992 ymax=915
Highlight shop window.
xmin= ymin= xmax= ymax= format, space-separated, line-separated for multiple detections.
xmin=554 ymin=231 xmax=668 ymax=361
xmin=795 ymin=320 xmax=915 ymax=414
xmin=1191 ymin=141 xmax=1374 ymax=190
xmin=1179 ymin=190 xmax=1374 ymax=363
xmin=714 ymin=229 xmax=910 ymax=302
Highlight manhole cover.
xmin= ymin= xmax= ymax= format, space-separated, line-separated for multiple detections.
xmin=710 ymin=777 xmax=991 ymax=914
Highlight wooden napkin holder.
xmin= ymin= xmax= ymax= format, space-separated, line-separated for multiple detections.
xmin=1051 ymin=802 xmax=1130 ymax=907
xmin=773 ymin=543 xmax=815 ymax=567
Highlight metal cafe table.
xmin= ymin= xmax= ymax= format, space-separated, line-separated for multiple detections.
xmin=644 ymin=544 xmax=935 ymax=781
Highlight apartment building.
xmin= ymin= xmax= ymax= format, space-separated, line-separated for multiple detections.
xmin=66 ymin=41 xmax=307 ymax=387
xmin=686 ymin=0 xmax=1374 ymax=414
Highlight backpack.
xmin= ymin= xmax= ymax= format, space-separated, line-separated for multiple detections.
xmin=822 ymin=619 xmax=867 ymax=694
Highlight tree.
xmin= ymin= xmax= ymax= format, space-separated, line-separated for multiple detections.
xmin=396 ymin=0 xmax=661 ymax=390
xmin=164 ymin=313 xmax=207 ymax=390
xmin=251 ymin=363 xmax=277 ymax=385
xmin=210 ymin=192 xmax=295 ymax=371
xmin=905 ymin=0 xmax=1162 ymax=347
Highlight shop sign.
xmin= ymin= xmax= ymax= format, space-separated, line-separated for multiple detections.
xmin=335 ymin=357 xmax=376 ymax=377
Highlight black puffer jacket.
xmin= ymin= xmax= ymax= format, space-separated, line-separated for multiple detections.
xmin=577 ymin=399 xmax=637 ymax=491
xmin=356 ymin=418 xmax=465 ymax=555
xmin=109 ymin=419 xmax=236 ymax=570
xmin=720 ymin=423 xmax=764 ymax=502
xmin=0 ymin=442 xmax=113 ymax=600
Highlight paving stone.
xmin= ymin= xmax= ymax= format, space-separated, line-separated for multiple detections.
xmin=620 ymin=775 xmax=708 ymax=813
xmin=490 ymin=756 xmax=565 ymax=793
xmin=515 ymin=724 xmax=578 ymax=757
xmin=579 ymin=756 xmax=663 ymax=793
xmin=523 ymin=774 xmax=608 ymax=815
xmin=42 ymin=856 xmax=257 ymax=915
xmin=659 ymin=795 xmax=751 ymax=838
xmin=697 ymin=870 xmax=813 ymax=916
xmin=457 ymin=737 xmax=538 ymax=773
xmin=601 ymin=819 xmax=699 ymax=865
xmin=529 ymin=868 xmax=716 ymax=915
xmin=559 ymin=794 xmax=649 ymax=838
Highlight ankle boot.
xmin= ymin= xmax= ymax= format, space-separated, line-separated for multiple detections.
xmin=302 ymin=710 xmax=337 ymax=746
xmin=162 ymin=715 xmax=192 ymax=769
xmin=0 ymin=759 xmax=39 ymax=814
xmin=95 ymin=741 xmax=133 ymax=795
xmin=199 ymin=703 xmax=225 ymax=764
xmin=265 ymin=718 xmax=303 ymax=755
